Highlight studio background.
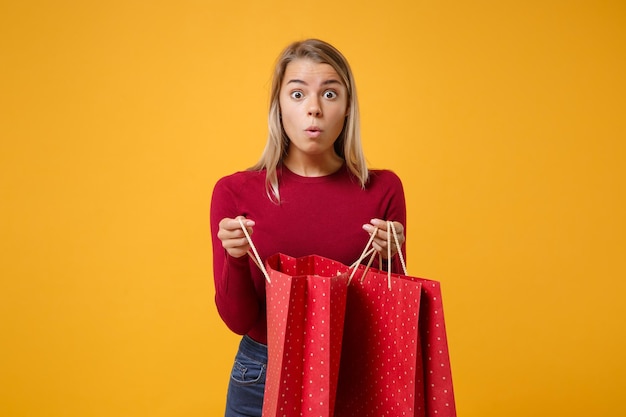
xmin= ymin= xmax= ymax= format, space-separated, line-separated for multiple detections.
xmin=1 ymin=1 xmax=625 ymax=416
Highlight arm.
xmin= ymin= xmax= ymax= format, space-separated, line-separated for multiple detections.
xmin=210 ymin=177 xmax=262 ymax=335
xmin=362 ymin=171 xmax=408 ymax=274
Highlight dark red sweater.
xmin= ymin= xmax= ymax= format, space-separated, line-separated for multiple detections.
xmin=210 ymin=164 xmax=406 ymax=344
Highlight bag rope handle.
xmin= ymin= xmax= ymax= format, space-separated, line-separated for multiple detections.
xmin=237 ymin=217 xmax=271 ymax=284
xmin=349 ymin=221 xmax=407 ymax=289
xmin=348 ymin=228 xmax=378 ymax=285
xmin=237 ymin=218 xmax=405 ymax=288
xmin=389 ymin=221 xmax=408 ymax=276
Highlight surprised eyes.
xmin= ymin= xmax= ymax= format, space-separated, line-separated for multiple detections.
xmin=289 ymin=90 xmax=339 ymax=100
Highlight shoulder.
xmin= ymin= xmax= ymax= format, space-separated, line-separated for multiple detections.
xmin=214 ymin=169 xmax=266 ymax=191
xmin=211 ymin=170 xmax=267 ymax=204
xmin=367 ymin=169 xmax=404 ymax=189
xmin=210 ymin=170 xmax=268 ymax=216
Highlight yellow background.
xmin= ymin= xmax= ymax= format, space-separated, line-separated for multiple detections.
xmin=1 ymin=1 xmax=625 ymax=416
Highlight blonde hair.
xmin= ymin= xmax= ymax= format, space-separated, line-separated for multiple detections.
xmin=250 ymin=39 xmax=368 ymax=202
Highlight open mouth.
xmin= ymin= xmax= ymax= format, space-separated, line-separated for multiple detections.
xmin=305 ymin=127 xmax=322 ymax=138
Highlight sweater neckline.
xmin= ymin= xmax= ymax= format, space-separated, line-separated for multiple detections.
xmin=279 ymin=163 xmax=348 ymax=184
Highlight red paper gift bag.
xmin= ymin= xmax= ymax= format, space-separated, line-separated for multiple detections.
xmin=335 ymin=221 xmax=456 ymax=417
xmin=335 ymin=264 xmax=456 ymax=417
xmin=413 ymin=276 xmax=456 ymax=417
xmin=262 ymin=253 xmax=350 ymax=417
xmin=334 ymin=267 xmax=424 ymax=416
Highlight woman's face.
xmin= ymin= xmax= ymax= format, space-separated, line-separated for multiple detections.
xmin=279 ymin=58 xmax=349 ymax=161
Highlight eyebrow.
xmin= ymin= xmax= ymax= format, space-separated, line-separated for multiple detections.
xmin=285 ymin=79 xmax=343 ymax=86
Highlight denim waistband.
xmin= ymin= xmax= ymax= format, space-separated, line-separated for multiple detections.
xmin=239 ymin=335 xmax=268 ymax=364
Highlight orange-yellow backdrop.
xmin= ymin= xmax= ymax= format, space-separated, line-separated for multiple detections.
xmin=1 ymin=1 xmax=625 ymax=416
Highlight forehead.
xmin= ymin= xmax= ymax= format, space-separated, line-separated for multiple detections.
xmin=282 ymin=58 xmax=344 ymax=86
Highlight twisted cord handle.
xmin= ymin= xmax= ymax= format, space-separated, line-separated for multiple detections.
xmin=350 ymin=221 xmax=407 ymax=289
xmin=237 ymin=217 xmax=271 ymax=284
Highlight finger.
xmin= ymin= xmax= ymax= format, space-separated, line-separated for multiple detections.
xmin=223 ymin=241 xmax=250 ymax=258
xmin=371 ymin=239 xmax=398 ymax=259
xmin=218 ymin=217 xmax=255 ymax=244
xmin=222 ymin=236 xmax=251 ymax=250
xmin=217 ymin=227 xmax=246 ymax=242
xmin=371 ymin=240 xmax=384 ymax=253
xmin=221 ymin=216 xmax=255 ymax=231
xmin=362 ymin=221 xmax=386 ymax=237
xmin=369 ymin=218 xmax=387 ymax=229
xmin=363 ymin=223 xmax=390 ymax=246
xmin=363 ymin=219 xmax=405 ymax=258
xmin=374 ymin=228 xmax=402 ymax=257
xmin=365 ymin=219 xmax=399 ymax=241
xmin=235 ymin=215 xmax=255 ymax=227
xmin=219 ymin=217 xmax=255 ymax=236
xmin=371 ymin=219 xmax=405 ymax=246
xmin=234 ymin=216 xmax=255 ymax=242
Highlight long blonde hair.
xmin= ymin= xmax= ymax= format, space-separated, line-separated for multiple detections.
xmin=250 ymin=39 xmax=368 ymax=202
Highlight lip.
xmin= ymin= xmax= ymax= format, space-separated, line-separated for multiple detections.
xmin=305 ymin=126 xmax=322 ymax=138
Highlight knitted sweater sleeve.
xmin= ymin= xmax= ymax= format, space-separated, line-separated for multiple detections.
xmin=209 ymin=175 xmax=261 ymax=335
xmin=375 ymin=170 xmax=408 ymax=274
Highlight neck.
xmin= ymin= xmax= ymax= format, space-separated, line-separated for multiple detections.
xmin=283 ymin=152 xmax=344 ymax=177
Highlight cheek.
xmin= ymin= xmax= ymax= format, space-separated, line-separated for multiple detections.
xmin=278 ymin=98 xmax=293 ymax=118
xmin=330 ymin=106 xmax=348 ymax=125
xmin=279 ymin=105 xmax=301 ymax=128
xmin=278 ymin=104 xmax=296 ymax=136
xmin=331 ymin=99 xmax=349 ymax=118
xmin=280 ymin=110 xmax=296 ymax=129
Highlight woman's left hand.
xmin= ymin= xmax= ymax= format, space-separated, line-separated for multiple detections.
xmin=362 ymin=218 xmax=405 ymax=259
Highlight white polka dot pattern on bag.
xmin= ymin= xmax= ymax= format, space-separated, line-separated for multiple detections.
xmin=335 ymin=268 xmax=422 ymax=416
xmin=336 ymin=265 xmax=456 ymax=417
xmin=262 ymin=254 xmax=349 ymax=417
xmin=417 ymin=280 xmax=456 ymax=417
xmin=263 ymin=254 xmax=456 ymax=417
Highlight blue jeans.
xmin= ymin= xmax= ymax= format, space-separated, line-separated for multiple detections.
xmin=224 ymin=335 xmax=267 ymax=417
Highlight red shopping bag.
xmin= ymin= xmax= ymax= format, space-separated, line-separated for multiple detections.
xmin=335 ymin=264 xmax=456 ymax=417
xmin=334 ymin=266 xmax=424 ymax=416
xmin=262 ymin=253 xmax=350 ymax=417
xmin=335 ymin=221 xmax=456 ymax=417
xmin=412 ymin=275 xmax=456 ymax=417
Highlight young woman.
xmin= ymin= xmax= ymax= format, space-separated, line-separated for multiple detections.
xmin=210 ymin=39 xmax=407 ymax=417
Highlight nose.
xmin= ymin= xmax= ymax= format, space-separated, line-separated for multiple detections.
xmin=308 ymin=97 xmax=322 ymax=117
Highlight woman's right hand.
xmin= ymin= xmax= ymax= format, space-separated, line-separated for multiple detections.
xmin=217 ymin=216 xmax=255 ymax=258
